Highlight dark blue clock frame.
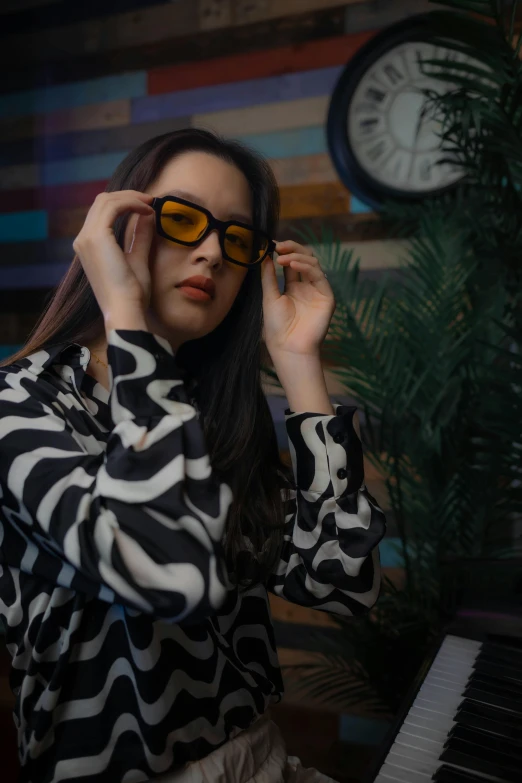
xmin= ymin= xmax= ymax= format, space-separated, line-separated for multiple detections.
xmin=327 ymin=13 xmax=465 ymax=211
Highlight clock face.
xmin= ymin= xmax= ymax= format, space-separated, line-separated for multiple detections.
xmin=327 ymin=16 xmax=475 ymax=207
xmin=348 ymin=41 xmax=465 ymax=193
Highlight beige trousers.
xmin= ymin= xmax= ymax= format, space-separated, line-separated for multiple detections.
xmin=154 ymin=714 xmax=340 ymax=783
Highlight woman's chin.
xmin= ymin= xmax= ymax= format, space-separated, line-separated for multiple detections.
xmin=155 ymin=320 xmax=212 ymax=348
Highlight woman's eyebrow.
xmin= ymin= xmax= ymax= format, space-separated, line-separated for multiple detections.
xmin=156 ymin=189 xmax=252 ymax=223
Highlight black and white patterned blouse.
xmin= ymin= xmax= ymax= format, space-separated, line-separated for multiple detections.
xmin=0 ymin=328 xmax=386 ymax=783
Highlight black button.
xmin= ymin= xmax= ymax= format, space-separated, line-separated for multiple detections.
xmin=333 ymin=432 xmax=344 ymax=443
xmin=337 ymin=468 xmax=347 ymax=480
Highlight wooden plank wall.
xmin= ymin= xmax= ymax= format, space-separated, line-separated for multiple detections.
xmin=0 ymin=0 xmax=437 ymax=294
xmin=0 ymin=0 xmax=429 ymax=736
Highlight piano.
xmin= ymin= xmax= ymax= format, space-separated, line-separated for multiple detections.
xmin=365 ymin=559 xmax=522 ymax=783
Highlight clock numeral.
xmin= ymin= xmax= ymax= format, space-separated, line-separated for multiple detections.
xmin=380 ymin=150 xmax=411 ymax=185
xmin=419 ymin=158 xmax=432 ymax=181
xmin=383 ymin=64 xmax=404 ymax=85
xmin=392 ymin=156 xmax=405 ymax=178
xmin=365 ymin=87 xmax=387 ymax=104
xmin=366 ymin=140 xmax=387 ymax=162
xmin=359 ymin=117 xmax=380 ymax=134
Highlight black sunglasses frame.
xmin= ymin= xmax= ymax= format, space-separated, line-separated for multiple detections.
xmin=151 ymin=195 xmax=276 ymax=268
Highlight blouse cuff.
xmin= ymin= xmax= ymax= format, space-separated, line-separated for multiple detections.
xmin=284 ymin=404 xmax=364 ymax=497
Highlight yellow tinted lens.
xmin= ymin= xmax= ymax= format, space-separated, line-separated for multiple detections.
xmin=160 ymin=201 xmax=208 ymax=242
xmin=225 ymin=226 xmax=267 ymax=264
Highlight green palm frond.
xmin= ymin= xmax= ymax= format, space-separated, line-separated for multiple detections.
xmin=279 ymin=0 xmax=522 ymax=715
xmin=284 ymin=654 xmax=389 ymax=713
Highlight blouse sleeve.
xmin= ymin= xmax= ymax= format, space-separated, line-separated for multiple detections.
xmin=0 ymin=329 xmax=233 ymax=623
xmin=267 ymin=404 xmax=387 ymax=616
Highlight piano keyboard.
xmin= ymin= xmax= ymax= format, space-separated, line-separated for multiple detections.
xmin=372 ymin=633 xmax=522 ymax=783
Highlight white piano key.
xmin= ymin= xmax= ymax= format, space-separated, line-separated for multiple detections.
xmin=405 ymin=711 xmax=454 ymax=732
xmin=430 ymin=653 xmax=475 ymax=669
xmin=444 ymin=634 xmax=481 ymax=650
xmin=385 ymin=752 xmax=438 ymax=776
xmin=416 ymin=691 xmax=462 ymax=711
xmin=388 ymin=742 xmax=441 ymax=763
xmin=400 ymin=722 xmax=448 ymax=742
xmin=431 ymin=658 xmax=473 ymax=672
xmin=431 ymin=654 xmax=474 ymax=669
xmin=370 ymin=633 xmax=489 ymax=781
xmin=395 ymin=728 xmax=441 ymax=752
xmin=414 ymin=696 xmax=458 ymax=715
xmin=423 ymin=673 xmax=466 ymax=691
xmin=379 ymin=762 xmax=433 ymax=781
xmin=430 ymin=665 xmax=470 ymax=683
xmin=374 ymin=776 xmax=408 ymax=783
xmin=419 ymin=682 xmax=464 ymax=699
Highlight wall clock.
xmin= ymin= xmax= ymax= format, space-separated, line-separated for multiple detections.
xmin=327 ymin=14 xmax=473 ymax=210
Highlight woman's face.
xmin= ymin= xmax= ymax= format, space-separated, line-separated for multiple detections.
xmin=124 ymin=150 xmax=252 ymax=352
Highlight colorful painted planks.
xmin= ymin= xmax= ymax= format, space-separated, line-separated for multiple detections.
xmin=0 ymin=125 xmax=333 ymax=189
xmin=0 ymin=95 xmax=330 ymax=169
xmin=148 ymin=31 xmax=373 ymax=95
xmin=0 ymin=100 xmax=132 ymax=143
xmin=0 ymin=211 xmax=47 ymax=243
xmin=0 ymin=1 xmax=446 ymax=93
xmin=271 ymin=152 xmax=338 ymax=187
xmin=279 ymin=182 xmax=351 ymax=220
xmin=0 ymin=33 xmax=367 ymax=121
xmin=0 ymin=73 xmax=147 ymax=121
xmin=194 ymin=96 xmax=330 ymax=141
xmin=0 ymin=181 xmax=108 ymax=213
xmin=131 ymin=68 xmax=342 ymax=124
xmin=0 ymin=27 xmax=371 ymax=129
xmin=0 ymin=117 xmax=191 ymax=166
xmin=0 ymin=6 xmax=348 ymax=93
xmin=0 ymin=0 xmax=364 ymax=67
xmin=0 ymin=151 xmax=348 ymax=211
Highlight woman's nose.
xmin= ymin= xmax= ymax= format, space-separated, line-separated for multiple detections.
xmin=195 ymin=228 xmax=223 ymax=265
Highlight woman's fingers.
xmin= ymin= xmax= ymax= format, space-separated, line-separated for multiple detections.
xmin=73 ymin=190 xmax=156 ymax=318
xmin=126 ymin=214 xmax=155 ymax=258
xmin=275 ymin=239 xmax=314 ymax=257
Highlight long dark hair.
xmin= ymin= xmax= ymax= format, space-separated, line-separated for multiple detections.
xmin=1 ymin=128 xmax=294 ymax=589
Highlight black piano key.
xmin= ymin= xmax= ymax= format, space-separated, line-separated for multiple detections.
xmin=481 ymin=641 xmax=522 ymax=667
xmin=457 ymin=697 xmax=522 ymax=729
xmin=448 ymin=723 xmax=522 ymax=760
xmin=369 ymin=632 xmax=522 ymax=783
xmin=468 ymin=672 xmax=522 ymax=699
xmin=474 ymin=658 xmax=522 ymax=684
xmin=445 ymin=734 xmax=521 ymax=775
xmin=440 ymin=744 xmax=519 ymax=782
xmin=464 ymin=684 xmax=522 ymax=714
xmin=486 ymin=634 xmax=522 ymax=652
xmin=479 ymin=643 xmax=522 ymax=665
xmin=432 ymin=765 xmax=493 ymax=782
xmin=455 ymin=704 xmax=522 ymax=743
xmin=477 ymin=651 xmax=522 ymax=673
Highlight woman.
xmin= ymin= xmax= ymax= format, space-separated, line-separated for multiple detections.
xmin=0 ymin=128 xmax=386 ymax=783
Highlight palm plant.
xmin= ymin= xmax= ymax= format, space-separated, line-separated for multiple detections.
xmin=263 ymin=0 xmax=522 ymax=714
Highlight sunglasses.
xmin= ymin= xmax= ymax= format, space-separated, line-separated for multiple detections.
xmin=151 ymin=195 xmax=276 ymax=268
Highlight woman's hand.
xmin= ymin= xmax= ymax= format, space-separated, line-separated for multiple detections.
xmin=73 ymin=190 xmax=156 ymax=320
xmin=260 ymin=240 xmax=335 ymax=358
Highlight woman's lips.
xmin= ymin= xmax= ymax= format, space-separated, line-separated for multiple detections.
xmin=177 ymin=286 xmax=212 ymax=302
